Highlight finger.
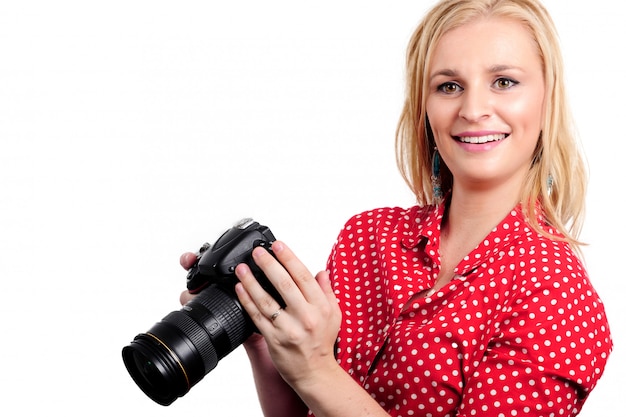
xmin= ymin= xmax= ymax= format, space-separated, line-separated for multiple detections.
xmin=250 ymin=244 xmax=309 ymax=308
xmin=234 ymin=265 xmax=281 ymax=330
xmin=235 ymin=263 xmax=282 ymax=314
xmin=315 ymin=270 xmax=337 ymax=303
xmin=315 ymin=270 xmax=342 ymax=323
xmin=179 ymin=252 xmax=197 ymax=270
xmin=266 ymin=241 xmax=327 ymax=304
xmin=179 ymin=290 xmax=195 ymax=305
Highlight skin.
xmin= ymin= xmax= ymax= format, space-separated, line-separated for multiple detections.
xmin=427 ymin=17 xmax=544 ymax=196
xmin=180 ymin=16 xmax=547 ymax=417
xmin=427 ymin=17 xmax=545 ymax=285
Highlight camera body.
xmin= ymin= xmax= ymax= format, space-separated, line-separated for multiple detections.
xmin=186 ymin=218 xmax=282 ymax=302
xmin=122 ymin=218 xmax=283 ymax=406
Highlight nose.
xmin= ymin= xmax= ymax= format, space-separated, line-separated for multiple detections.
xmin=458 ymin=87 xmax=492 ymax=122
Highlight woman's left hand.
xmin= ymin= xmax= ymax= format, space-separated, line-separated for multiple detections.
xmin=234 ymin=240 xmax=342 ymax=389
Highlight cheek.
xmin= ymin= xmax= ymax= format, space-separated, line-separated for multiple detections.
xmin=426 ymin=98 xmax=454 ymax=134
xmin=506 ymin=90 xmax=545 ymax=133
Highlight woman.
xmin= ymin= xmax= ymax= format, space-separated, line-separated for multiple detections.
xmin=182 ymin=0 xmax=612 ymax=415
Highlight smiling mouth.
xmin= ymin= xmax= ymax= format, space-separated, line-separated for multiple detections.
xmin=454 ymin=133 xmax=509 ymax=144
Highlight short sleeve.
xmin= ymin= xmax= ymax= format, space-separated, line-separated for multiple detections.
xmin=457 ymin=240 xmax=612 ymax=416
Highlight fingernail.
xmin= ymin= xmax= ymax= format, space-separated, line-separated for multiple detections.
xmin=235 ymin=263 xmax=250 ymax=275
xmin=252 ymin=246 xmax=266 ymax=259
xmin=272 ymin=241 xmax=284 ymax=252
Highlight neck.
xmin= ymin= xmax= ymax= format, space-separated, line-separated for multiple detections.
xmin=441 ymin=183 xmax=521 ymax=257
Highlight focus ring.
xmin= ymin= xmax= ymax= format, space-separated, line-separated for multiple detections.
xmin=193 ymin=287 xmax=251 ymax=351
xmin=163 ymin=310 xmax=218 ymax=373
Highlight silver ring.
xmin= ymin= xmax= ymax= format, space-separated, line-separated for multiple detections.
xmin=270 ymin=308 xmax=283 ymax=321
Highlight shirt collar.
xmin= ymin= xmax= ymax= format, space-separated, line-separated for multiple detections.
xmin=455 ymin=206 xmax=529 ymax=276
xmin=399 ymin=202 xmax=536 ymax=276
xmin=400 ymin=203 xmax=445 ymax=251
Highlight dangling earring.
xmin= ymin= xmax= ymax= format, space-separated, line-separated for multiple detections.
xmin=547 ymin=173 xmax=554 ymax=195
xmin=425 ymin=115 xmax=443 ymax=205
xmin=431 ymin=148 xmax=443 ymax=204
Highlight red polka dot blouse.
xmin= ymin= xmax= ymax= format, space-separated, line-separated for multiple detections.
xmin=325 ymin=204 xmax=612 ymax=417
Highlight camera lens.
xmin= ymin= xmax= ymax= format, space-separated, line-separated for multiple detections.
xmin=127 ymin=350 xmax=169 ymax=401
xmin=122 ymin=284 xmax=254 ymax=405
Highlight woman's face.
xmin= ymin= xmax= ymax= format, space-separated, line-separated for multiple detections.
xmin=426 ymin=17 xmax=545 ymax=194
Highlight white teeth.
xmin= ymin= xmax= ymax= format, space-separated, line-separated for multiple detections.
xmin=458 ymin=134 xmax=507 ymax=144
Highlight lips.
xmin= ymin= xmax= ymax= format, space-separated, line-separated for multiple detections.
xmin=454 ymin=133 xmax=509 ymax=144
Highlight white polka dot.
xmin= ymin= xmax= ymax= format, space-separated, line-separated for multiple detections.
xmin=328 ymin=205 xmax=612 ymax=416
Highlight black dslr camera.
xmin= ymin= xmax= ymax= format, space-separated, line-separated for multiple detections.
xmin=122 ymin=219 xmax=284 ymax=406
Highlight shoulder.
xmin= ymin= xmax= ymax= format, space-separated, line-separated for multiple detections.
xmin=338 ymin=205 xmax=435 ymax=236
xmin=508 ymin=219 xmax=585 ymax=279
xmin=502 ymin=223 xmax=610 ymax=344
xmin=328 ymin=204 xmax=441 ymax=271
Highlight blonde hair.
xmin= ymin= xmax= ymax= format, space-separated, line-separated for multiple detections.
xmin=395 ymin=0 xmax=587 ymax=246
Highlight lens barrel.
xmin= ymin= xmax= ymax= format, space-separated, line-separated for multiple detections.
xmin=122 ymin=284 xmax=254 ymax=405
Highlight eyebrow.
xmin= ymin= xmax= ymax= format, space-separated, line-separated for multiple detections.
xmin=429 ymin=64 xmax=523 ymax=82
xmin=429 ymin=69 xmax=457 ymax=81
xmin=487 ymin=64 xmax=522 ymax=73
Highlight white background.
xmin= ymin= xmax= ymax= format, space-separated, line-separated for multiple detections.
xmin=1 ymin=1 xmax=623 ymax=415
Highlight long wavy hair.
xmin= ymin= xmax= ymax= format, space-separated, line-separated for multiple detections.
xmin=395 ymin=0 xmax=587 ymax=246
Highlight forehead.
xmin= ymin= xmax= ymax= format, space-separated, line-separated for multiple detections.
xmin=430 ymin=17 xmax=541 ymax=72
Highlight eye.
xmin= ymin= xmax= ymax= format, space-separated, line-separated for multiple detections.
xmin=494 ymin=77 xmax=519 ymax=89
xmin=437 ymin=82 xmax=462 ymax=94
